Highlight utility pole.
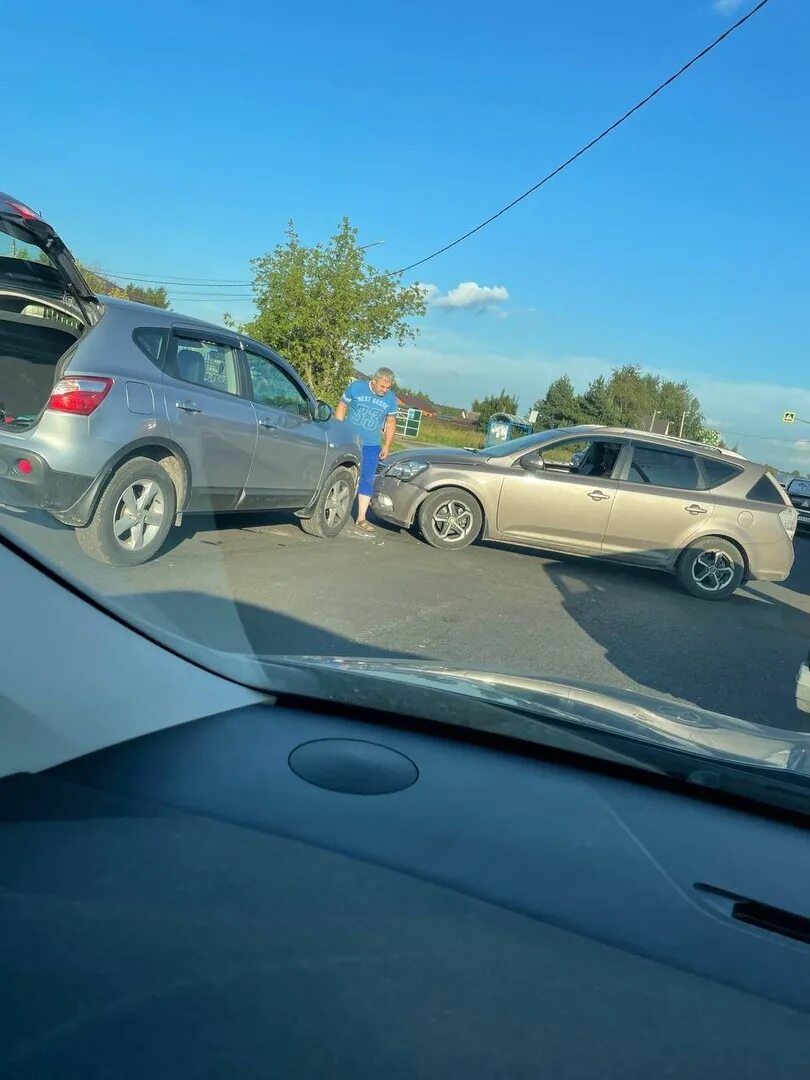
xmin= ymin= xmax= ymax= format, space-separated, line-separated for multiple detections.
xmin=678 ymin=411 xmax=686 ymax=439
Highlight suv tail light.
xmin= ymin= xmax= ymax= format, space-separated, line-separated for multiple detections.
xmin=47 ymin=377 xmax=113 ymax=416
xmin=779 ymin=507 xmax=798 ymax=540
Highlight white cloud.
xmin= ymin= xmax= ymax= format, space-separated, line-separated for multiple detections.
xmin=423 ymin=281 xmax=510 ymax=314
xmin=712 ymin=0 xmax=746 ymax=14
xmin=415 ymin=283 xmax=440 ymax=303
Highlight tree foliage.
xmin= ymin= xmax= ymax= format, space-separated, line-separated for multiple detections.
xmin=472 ymin=389 xmax=520 ymax=432
xmin=532 ymin=364 xmax=705 ymax=439
xmin=532 ymin=375 xmax=582 ymax=430
xmin=243 ymin=219 xmax=427 ymax=403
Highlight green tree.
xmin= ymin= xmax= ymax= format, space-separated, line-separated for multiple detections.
xmin=603 ymin=364 xmax=704 ymax=438
xmin=473 ymin=389 xmax=520 ymax=432
xmin=532 ymin=375 xmax=581 ymax=430
xmin=244 ymin=219 xmax=427 ymax=403
xmin=576 ymin=375 xmax=620 ymax=426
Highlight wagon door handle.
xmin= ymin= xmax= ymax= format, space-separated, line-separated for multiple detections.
xmin=259 ymin=417 xmax=277 ymax=430
xmin=587 ymin=490 xmax=610 ymax=502
xmin=685 ymin=504 xmax=708 ymax=515
xmin=176 ymin=400 xmax=202 ymax=414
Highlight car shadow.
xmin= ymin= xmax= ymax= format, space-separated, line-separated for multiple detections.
xmin=158 ymin=508 xmax=305 ymax=555
xmin=125 ymin=590 xmax=422 ymax=660
xmin=536 ymin=549 xmax=810 ymax=732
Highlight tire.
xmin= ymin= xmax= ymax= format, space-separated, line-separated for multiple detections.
xmin=299 ymin=466 xmax=356 ymax=539
xmin=676 ymin=536 xmax=745 ymax=601
xmin=417 ymin=486 xmax=483 ymax=550
xmin=76 ymin=457 xmax=177 ymax=566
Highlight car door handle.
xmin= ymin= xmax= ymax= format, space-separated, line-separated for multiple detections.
xmin=176 ymin=400 xmax=202 ymax=414
xmin=259 ymin=417 xmax=277 ymax=430
xmin=587 ymin=490 xmax=611 ymax=501
xmin=685 ymin=504 xmax=708 ymax=515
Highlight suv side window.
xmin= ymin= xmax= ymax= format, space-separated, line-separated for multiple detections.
xmin=747 ymin=474 xmax=785 ymax=505
xmin=626 ymin=445 xmax=701 ymax=490
xmin=166 ymin=337 xmax=241 ymax=396
xmin=700 ymin=457 xmax=743 ymax=488
xmin=133 ymin=328 xmax=168 ymax=367
xmin=244 ymin=350 xmax=310 ymax=417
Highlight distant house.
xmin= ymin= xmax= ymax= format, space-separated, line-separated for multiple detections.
xmin=397 ymin=393 xmax=436 ymax=417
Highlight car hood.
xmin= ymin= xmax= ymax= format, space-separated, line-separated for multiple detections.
xmin=275 ymin=656 xmax=810 ymax=776
xmin=0 ymin=191 xmax=97 ymax=306
xmin=386 ymin=446 xmax=483 ymax=466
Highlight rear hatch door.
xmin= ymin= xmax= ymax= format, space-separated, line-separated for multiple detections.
xmin=0 ymin=193 xmax=98 ymax=311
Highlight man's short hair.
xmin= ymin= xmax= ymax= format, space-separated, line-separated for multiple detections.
xmin=374 ymin=367 xmax=395 ymax=383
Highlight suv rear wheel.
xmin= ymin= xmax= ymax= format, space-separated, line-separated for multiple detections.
xmin=76 ymin=457 xmax=177 ymax=567
xmin=676 ymin=536 xmax=744 ymax=601
xmin=299 ymin=465 xmax=356 ymax=539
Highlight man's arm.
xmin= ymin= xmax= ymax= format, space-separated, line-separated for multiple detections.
xmin=335 ymin=400 xmax=348 ymax=421
xmin=380 ymin=414 xmax=396 ymax=459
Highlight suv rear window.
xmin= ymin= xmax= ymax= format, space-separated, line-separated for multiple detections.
xmin=700 ymin=457 xmax=743 ymax=488
xmin=747 ymin=474 xmax=785 ymax=505
xmin=627 ymin=445 xmax=701 ymax=490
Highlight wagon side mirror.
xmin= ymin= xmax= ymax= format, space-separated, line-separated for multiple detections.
xmin=314 ymin=400 xmax=332 ymax=422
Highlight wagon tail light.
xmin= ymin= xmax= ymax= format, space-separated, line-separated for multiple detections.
xmin=47 ymin=377 xmax=113 ymax=416
xmin=779 ymin=507 xmax=798 ymax=540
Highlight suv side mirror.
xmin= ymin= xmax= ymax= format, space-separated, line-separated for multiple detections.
xmin=314 ymin=400 xmax=332 ymax=422
xmin=520 ymin=452 xmax=545 ymax=471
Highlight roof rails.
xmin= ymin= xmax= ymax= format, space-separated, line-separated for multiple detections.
xmin=619 ymin=428 xmax=745 ymax=459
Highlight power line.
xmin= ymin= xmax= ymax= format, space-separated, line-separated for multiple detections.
xmin=97 ymin=271 xmax=250 ymax=286
xmin=720 ymin=428 xmax=804 ymax=446
xmin=395 ymin=0 xmax=774 ymax=275
xmin=168 ymin=294 xmax=254 ymax=302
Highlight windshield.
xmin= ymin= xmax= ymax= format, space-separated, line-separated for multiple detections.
xmin=1 ymin=1 xmax=809 ymax=817
xmin=480 ymin=428 xmax=573 ymax=458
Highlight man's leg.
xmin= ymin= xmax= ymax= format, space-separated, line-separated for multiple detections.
xmin=355 ymin=446 xmax=379 ymax=530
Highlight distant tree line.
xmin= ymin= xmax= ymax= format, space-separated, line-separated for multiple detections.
xmin=78 ymin=266 xmax=169 ymax=309
xmin=471 ymin=366 xmax=711 ymax=441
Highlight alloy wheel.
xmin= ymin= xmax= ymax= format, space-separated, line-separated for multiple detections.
xmin=432 ymin=499 xmax=474 ymax=543
xmin=691 ymin=549 xmax=736 ymax=593
xmin=324 ymin=478 xmax=351 ymax=526
xmin=112 ymin=480 xmax=166 ymax=551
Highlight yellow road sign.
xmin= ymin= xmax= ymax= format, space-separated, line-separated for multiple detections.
xmin=783 ymin=411 xmax=796 ymax=424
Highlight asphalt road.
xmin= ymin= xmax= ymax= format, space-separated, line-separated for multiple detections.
xmin=2 ymin=503 xmax=809 ymax=732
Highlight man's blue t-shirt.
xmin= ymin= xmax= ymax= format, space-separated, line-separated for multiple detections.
xmin=341 ymin=380 xmax=399 ymax=446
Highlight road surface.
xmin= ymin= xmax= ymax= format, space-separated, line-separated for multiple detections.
xmin=2 ymin=505 xmax=808 ymax=731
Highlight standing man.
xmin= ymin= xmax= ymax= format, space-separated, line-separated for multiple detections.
xmin=335 ymin=367 xmax=398 ymax=534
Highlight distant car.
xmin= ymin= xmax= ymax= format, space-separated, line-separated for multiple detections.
xmin=785 ymin=478 xmax=810 ymax=533
xmin=372 ymin=425 xmax=798 ymax=601
xmin=0 ymin=193 xmax=361 ymax=565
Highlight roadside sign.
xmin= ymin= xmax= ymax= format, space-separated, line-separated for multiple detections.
xmin=528 ymin=409 xmax=539 ymax=424
xmin=396 ymin=407 xmax=422 ymax=438
xmin=783 ymin=411 xmax=797 ymax=424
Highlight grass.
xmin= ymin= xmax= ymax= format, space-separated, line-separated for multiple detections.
xmin=394 ymin=416 xmax=485 ymax=451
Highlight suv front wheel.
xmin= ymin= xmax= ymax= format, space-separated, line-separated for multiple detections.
xmin=676 ymin=536 xmax=745 ymax=601
xmin=76 ymin=457 xmax=177 ymax=566
xmin=299 ymin=465 xmax=356 ymax=539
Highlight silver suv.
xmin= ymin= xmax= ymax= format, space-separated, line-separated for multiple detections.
xmin=0 ymin=193 xmax=361 ymax=565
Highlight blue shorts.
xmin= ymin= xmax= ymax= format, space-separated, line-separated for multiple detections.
xmin=358 ymin=445 xmax=380 ymax=497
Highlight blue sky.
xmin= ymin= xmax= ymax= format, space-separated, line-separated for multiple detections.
xmin=4 ymin=0 xmax=809 ymax=468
